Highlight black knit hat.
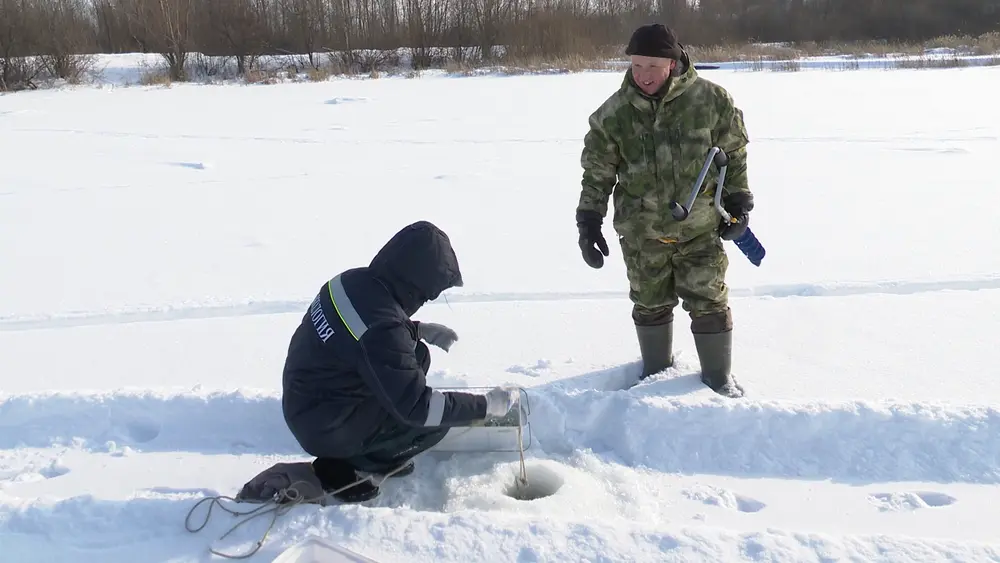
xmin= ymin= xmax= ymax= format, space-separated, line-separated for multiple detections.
xmin=625 ymin=24 xmax=683 ymax=60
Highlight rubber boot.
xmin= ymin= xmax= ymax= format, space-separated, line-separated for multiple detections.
xmin=692 ymin=330 xmax=744 ymax=398
xmin=312 ymin=458 xmax=380 ymax=503
xmin=371 ymin=460 xmax=414 ymax=479
xmin=636 ymin=321 xmax=674 ymax=379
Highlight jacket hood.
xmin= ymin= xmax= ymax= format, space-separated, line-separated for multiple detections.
xmin=368 ymin=221 xmax=463 ymax=316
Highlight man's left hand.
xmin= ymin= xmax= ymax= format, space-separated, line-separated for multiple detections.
xmin=417 ymin=322 xmax=458 ymax=351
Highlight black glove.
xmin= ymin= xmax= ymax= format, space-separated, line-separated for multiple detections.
xmin=576 ymin=209 xmax=609 ymax=268
xmin=719 ymin=192 xmax=753 ymax=241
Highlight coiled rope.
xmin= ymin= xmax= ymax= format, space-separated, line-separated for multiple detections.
xmin=183 ymin=463 xmax=410 ymax=560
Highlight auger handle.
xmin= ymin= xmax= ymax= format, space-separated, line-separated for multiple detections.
xmin=667 ymin=147 xmax=766 ymax=267
xmin=669 ymin=147 xmax=728 ymax=221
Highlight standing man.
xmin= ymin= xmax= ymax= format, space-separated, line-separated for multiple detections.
xmin=575 ymin=23 xmax=754 ymax=398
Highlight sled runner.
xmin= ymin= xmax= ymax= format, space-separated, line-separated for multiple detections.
xmin=272 ymin=535 xmax=382 ymax=563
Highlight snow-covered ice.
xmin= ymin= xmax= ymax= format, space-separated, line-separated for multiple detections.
xmin=2 ymin=58 xmax=1000 ymax=562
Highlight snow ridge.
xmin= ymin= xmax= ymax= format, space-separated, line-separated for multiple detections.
xmin=4 ymin=492 xmax=999 ymax=563
xmin=3 ymin=368 xmax=999 ymax=484
xmin=5 ymin=369 xmax=1000 ymax=562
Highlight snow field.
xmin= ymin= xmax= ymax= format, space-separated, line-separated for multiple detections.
xmin=2 ymin=58 xmax=1000 ymax=561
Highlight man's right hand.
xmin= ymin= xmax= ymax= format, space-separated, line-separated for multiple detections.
xmin=576 ymin=210 xmax=609 ymax=268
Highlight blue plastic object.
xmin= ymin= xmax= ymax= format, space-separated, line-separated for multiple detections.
xmin=732 ymin=226 xmax=765 ymax=266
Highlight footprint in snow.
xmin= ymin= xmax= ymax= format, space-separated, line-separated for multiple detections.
xmin=168 ymin=161 xmax=208 ymax=170
xmin=231 ymin=440 xmax=256 ymax=452
xmin=682 ymin=484 xmax=765 ymax=513
xmin=426 ymin=369 xmax=468 ymax=388
xmin=124 ymin=417 xmax=162 ymax=443
xmin=38 ymin=460 xmax=70 ymax=479
xmin=325 ymin=97 xmax=368 ymax=105
xmin=103 ymin=416 xmax=162 ymax=446
xmin=0 ymin=458 xmax=70 ymax=487
xmin=867 ymin=491 xmax=957 ymax=512
xmin=506 ymin=359 xmax=552 ymax=377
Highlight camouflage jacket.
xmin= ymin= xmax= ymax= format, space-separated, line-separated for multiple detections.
xmin=577 ymin=63 xmax=751 ymax=244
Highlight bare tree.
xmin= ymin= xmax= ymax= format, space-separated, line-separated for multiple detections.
xmin=0 ymin=0 xmax=45 ymax=91
xmin=2 ymin=0 xmax=999 ymax=88
xmin=198 ymin=0 xmax=272 ymax=75
xmin=35 ymin=0 xmax=98 ymax=81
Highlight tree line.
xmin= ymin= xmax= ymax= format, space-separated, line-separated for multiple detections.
xmin=2 ymin=0 xmax=999 ymax=88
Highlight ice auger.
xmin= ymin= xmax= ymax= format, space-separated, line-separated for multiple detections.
xmin=668 ymin=146 xmax=766 ymax=266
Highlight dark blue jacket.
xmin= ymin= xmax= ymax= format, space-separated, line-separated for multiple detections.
xmin=281 ymin=221 xmax=488 ymax=459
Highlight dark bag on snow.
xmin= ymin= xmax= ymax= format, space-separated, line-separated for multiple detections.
xmin=235 ymin=461 xmax=332 ymax=506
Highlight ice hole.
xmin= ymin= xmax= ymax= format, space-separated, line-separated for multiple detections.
xmin=503 ymin=463 xmax=564 ymax=501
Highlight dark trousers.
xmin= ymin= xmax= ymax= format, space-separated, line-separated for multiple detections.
xmin=319 ymin=340 xmax=450 ymax=476
xmin=344 ymin=424 xmax=450 ymax=473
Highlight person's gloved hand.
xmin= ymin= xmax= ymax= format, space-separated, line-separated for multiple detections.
xmin=719 ymin=191 xmax=753 ymax=241
xmin=485 ymin=386 xmax=517 ymax=418
xmin=417 ymin=322 xmax=458 ymax=351
xmin=577 ymin=209 xmax=609 ymax=268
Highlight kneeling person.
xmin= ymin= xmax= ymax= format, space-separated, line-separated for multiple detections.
xmin=281 ymin=221 xmax=516 ymax=502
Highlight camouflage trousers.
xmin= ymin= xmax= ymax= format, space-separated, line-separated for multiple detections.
xmin=619 ymin=230 xmax=733 ymax=334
